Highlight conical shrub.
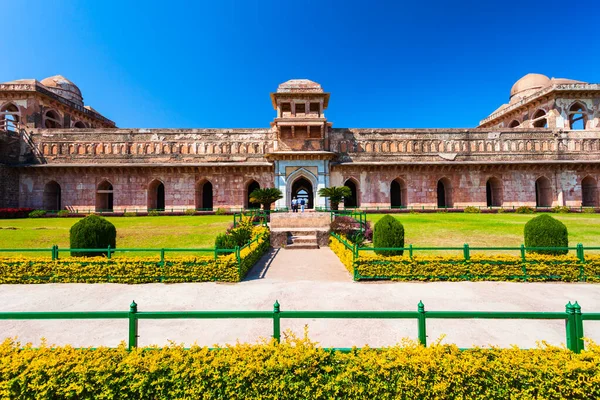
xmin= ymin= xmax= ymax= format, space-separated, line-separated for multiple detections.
xmin=70 ymin=215 xmax=117 ymax=257
xmin=524 ymin=214 xmax=568 ymax=255
xmin=373 ymin=215 xmax=404 ymax=256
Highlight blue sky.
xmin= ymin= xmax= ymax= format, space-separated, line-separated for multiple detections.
xmin=2 ymin=0 xmax=599 ymax=128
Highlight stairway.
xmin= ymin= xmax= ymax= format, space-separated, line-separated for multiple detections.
xmin=286 ymin=229 xmax=319 ymax=250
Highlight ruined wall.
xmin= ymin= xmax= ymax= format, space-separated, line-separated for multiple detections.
xmin=18 ymin=166 xmax=274 ymax=211
xmin=330 ymin=165 xmax=600 ymax=208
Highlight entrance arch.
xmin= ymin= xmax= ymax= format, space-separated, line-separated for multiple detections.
xmin=486 ymin=177 xmax=503 ymax=207
xmin=195 ymin=179 xmax=213 ymax=210
xmin=390 ymin=178 xmax=407 ymax=208
xmin=148 ymin=179 xmax=165 ymax=211
xmin=246 ymin=180 xmax=260 ymax=209
xmin=437 ymin=177 xmax=452 ymax=208
xmin=535 ymin=176 xmax=552 ymax=207
xmin=582 ymin=176 xmax=598 ymax=207
xmin=344 ymin=178 xmax=359 ymax=208
xmin=291 ymin=177 xmax=314 ymax=209
xmin=96 ymin=180 xmax=114 ymax=212
xmin=43 ymin=181 xmax=61 ymax=211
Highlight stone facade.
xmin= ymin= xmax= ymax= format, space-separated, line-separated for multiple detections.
xmin=1 ymin=75 xmax=599 ymax=211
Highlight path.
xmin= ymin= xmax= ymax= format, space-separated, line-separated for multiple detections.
xmin=1 ymin=247 xmax=600 ymax=349
xmin=245 ymin=247 xmax=350 ymax=282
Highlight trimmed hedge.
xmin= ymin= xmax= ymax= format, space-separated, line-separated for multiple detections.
xmin=329 ymin=234 xmax=600 ymax=282
xmin=0 ymin=337 xmax=599 ymax=399
xmin=524 ymin=214 xmax=569 ymax=255
xmin=0 ymin=228 xmax=270 ymax=283
xmin=0 ymin=208 xmax=34 ymax=219
xmin=373 ymin=215 xmax=404 ymax=256
xmin=69 ymin=215 xmax=117 ymax=257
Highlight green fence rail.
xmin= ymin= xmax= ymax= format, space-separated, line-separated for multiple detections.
xmin=232 ymin=210 xmax=270 ymax=228
xmin=330 ymin=232 xmax=600 ymax=281
xmin=0 ymin=300 xmax=596 ymax=353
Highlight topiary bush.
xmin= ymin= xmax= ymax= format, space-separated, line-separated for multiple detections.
xmin=214 ymin=233 xmax=238 ymax=253
xmin=524 ymin=214 xmax=568 ymax=255
xmin=373 ymin=215 xmax=404 ymax=256
xmin=463 ymin=206 xmax=480 ymax=213
xmin=57 ymin=210 xmax=70 ymax=217
xmin=69 ymin=215 xmax=117 ymax=257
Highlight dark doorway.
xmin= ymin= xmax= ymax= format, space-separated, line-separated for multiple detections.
xmin=344 ymin=179 xmax=358 ymax=208
xmin=582 ymin=176 xmax=598 ymax=207
xmin=535 ymin=177 xmax=552 ymax=207
xmin=43 ymin=181 xmax=61 ymax=210
xmin=247 ymin=180 xmax=260 ymax=209
xmin=196 ymin=180 xmax=213 ymax=210
xmin=148 ymin=180 xmax=165 ymax=211
xmin=437 ymin=178 xmax=452 ymax=208
xmin=96 ymin=181 xmax=114 ymax=212
xmin=292 ymin=177 xmax=314 ymax=209
xmin=390 ymin=179 xmax=407 ymax=208
xmin=486 ymin=177 xmax=503 ymax=207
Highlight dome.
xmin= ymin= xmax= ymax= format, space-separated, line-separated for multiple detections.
xmin=550 ymin=77 xmax=586 ymax=85
xmin=510 ymin=73 xmax=550 ymax=99
xmin=40 ymin=75 xmax=83 ymax=105
xmin=276 ymin=79 xmax=323 ymax=93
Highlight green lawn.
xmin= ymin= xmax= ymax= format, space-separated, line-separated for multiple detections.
xmin=0 ymin=216 xmax=231 ymax=251
xmin=367 ymin=213 xmax=600 ymax=250
xmin=0 ymin=213 xmax=598 ymax=255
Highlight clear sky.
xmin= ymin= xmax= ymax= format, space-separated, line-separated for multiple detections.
xmin=2 ymin=0 xmax=599 ymax=129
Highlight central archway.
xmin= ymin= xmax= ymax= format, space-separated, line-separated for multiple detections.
xmin=291 ymin=177 xmax=314 ymax=209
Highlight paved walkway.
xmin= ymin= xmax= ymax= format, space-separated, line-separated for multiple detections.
xmin=246 ymin=247 xmax=350 ymax=282
xmin=1 ymin=247 xmax=600 ymax=349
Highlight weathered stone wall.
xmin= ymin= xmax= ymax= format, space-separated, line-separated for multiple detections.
xmin=0 ymin=165 xmax=19 ymax=208
xmin=18 ymin=166 xmax=273 ymax=211
xmin=330 ymin=164 xmax=600 ymax=208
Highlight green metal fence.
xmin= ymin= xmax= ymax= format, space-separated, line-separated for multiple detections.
xmin=0 ymin=300 xmax=596 ymax=353
xmin=330 ymin=232 xmax=600 ymax=281
xmin=329 ymin=210 xmax=368 ymax=233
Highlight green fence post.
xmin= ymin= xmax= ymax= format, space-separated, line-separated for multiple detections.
xmin=214 ymin=247 xmax=218 ymax=260
xmin=409 ymin=244 xmax=413 ymax=259
xmin=55 ymin=245 xmax=59 ymax=260
xmin=463 ymin=243 xmax=470 ymax=261
xmin=573 ymin=301 xmax=584 ymax=353
xmin=51 ymin=245 xmax=56 ymax=261
xmin=565 ymin=302 xmax=578 ymax=353
xmin=107 ymin=245 xmax=111 ymax=260
xmin=417 ymin=301 xmax=427 ymax=346
xmin=273 ymin=300 xmax=281 ymax=343
xmin=128 ymin=300 xmax=138 ymax=351
xmin=577 ymin=243 xmax=584 ymax=262
xmin=520 ymin=244 xmax=526 ymax=261
xmin=160 ymin=249 xmax=165 ymax=267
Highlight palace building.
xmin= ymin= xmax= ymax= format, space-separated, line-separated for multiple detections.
xmin=0 ymin=74 xmax=599 ymax=211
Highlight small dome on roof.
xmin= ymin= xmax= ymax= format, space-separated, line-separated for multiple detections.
xmin=510 ymin=73 xmax=550 ymax=99
xmin=40 ymin=75 xmax=83 ymax=105
xmin=277 ymin=79 xmax=323 ymax=93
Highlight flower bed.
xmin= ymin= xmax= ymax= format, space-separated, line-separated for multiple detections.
xmin=0 ymin=227 xmax=270 ymax=283
xmin=330 ymin=234 xmax=600 ymax=282
xmin=0 ymin=336 xmax=598 ymax=399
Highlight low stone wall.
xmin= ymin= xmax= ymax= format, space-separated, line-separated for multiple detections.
xmin=270 ymin=212 xmax=330 ymax=229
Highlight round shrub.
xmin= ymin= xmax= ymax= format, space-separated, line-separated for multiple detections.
xmin=69 ymin=215 xmax=117 ymax=257
xmin=524 ymin=214 xmax=568 ymax=255
xmin=373 ymin=215 xmax=404 ymax=256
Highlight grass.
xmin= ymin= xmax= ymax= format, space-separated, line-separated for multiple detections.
xmin=366 ymin=213 xmax=600 ymax=254
xmin=0 ymin=213 xmax=598 ymax=256
xmin=0 ymin=216 xmax=231 ymax=253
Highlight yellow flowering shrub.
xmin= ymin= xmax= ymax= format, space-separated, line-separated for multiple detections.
xmin=331 ymin=234 xmax=600 ymax=282
xmin=0 ymin=336 xmax=599 ymax=399
xmin=0 ymin=227 xmax=270 ymax=284
xmin=329 ymin=234 xmax=354 ymax=274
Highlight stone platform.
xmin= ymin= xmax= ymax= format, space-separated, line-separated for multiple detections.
xmin=270 ymin=212 xmax=331 ymax=249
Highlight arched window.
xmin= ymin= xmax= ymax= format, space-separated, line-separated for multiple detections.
xmin=195 ymin=179 xmax=213 ymax=210
xmin=44 ymin=110 xmax=62 ymax=128
xmin=42 ymin=181 xmax=61 ymax=211
xmin=486 ymin=177 xmax=503 ymax=207
xmin=582 ymin=176 xmax=598 ymax=207
xmin=148 ymin=179 xmax=165 ymax=211
xmin=246 ymin=180 xmax=260 ymax=209
xmin=437 ymin=177 xmax=452 ymax=208
xmin=390 ymin=178 xmax=407 ymax=208
xmin=532 ymin=109 xmax=548 ymax=128
xmin=96 ymin=180 xmax=114 ymax=212
xmin=73 ymin=121 xmax=87 ymax=128
xmin=343 ymin=179 xmax=359 ymax=208
xmin=535 ymin=176 xmax=552 ymax=207
xmin=508 ymin=120 xmax=520 ymax=128
xmin=568 ymin=102 xmax=587 ymax=130
xmin=0 ymin=103 xmax=20 ymax=132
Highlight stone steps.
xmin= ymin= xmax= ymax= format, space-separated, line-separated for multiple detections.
xmin=286 ymin=233 xmax=319 ymax=249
